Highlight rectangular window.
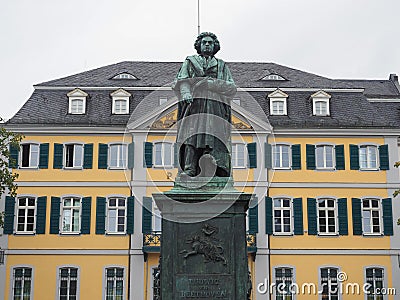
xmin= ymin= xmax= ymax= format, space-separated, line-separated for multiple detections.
xmin=275 ymin=267 xmax=294 ymax=300
xmin=362 ymin=199 xmax=382 ymax=235
xmin=16 ymin=197 xmax=36 ymax=233
xmin=271 ymin=100 xmax=285 ymax=115
xmin=273 ymin=145 xmax=290 ymax=169
xmin=314 ymin=100 xmax=329 ymax=116
xmin=59 ymin=267 xmax=78 ymax=300
xmin=366 ymin=268 xmax=384 ymax=300
xmin=273 ymin=198 xmax=292 ymax=234
xmin=320 ymin=268 xmax=338 ymax=300
xmin=232 ymin=143 xmax=245 ymax=168
xmin=107 ymin=197 xmax=126 ymax=234
xmin=70 ymin=99 xmax=84 ymax=114
xmin=12 ymin=267 xmax=32 ymax=300
xmin=61 ymin=198 xmax=81 ymax=233
xmin=232 ymin=97 xmax=241 ymax=106
xmin=153 ymin=206 xmax=162 ymax=232
xmin=359 ymin=146 xmax=378 ymax=170
xmin=159 ymin=97 xmax=168 ymax=106
xmin=20 ymin=144 xmax=39 ymax=168
xmin=114 ymin=99 xmax=128 ymax=114
xmin=316 ymin=145 xmax=335 ymax=169
xmin=109 ymin=144 xmax=127 ymax=169
xmin=154 ymin=143 xmax=172 ymax=167
xmin=106 ymin=268 xmax=124 ymax=300
xmin=65 ymin=144 xmax=84 ymax=168
xmin=318 ymin=199 xmax=337 ymax=235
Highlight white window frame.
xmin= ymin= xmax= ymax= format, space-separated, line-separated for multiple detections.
xmin=274 ymin=266 xmax=295 ymax=299
xmin=64 ymin=143 xmax=84 ymax=169
xmin=272 ymin=144 xmax=291 ymax=169
xmin=262 ymin=74 xmax=285 ymax=81
xmin=273 ymin=198 xmax=293 ymax=235
xmin=60 ymin=197 xmax=81 ymax=234
xmin=11 ymin=266 xmax=33 ymax=300
xmin=153 ymin=142 xmax=173 ymax=168
xmin=104 ymin=266 xmax=125 ymax=300
xmin=311 ymin=91 xmax=331 ymax=116
xmin=232 ymin=143 xmax=246 ymax=168
xmin=106 ymin=197 xmax=127 ymax=234
xmin=111 ymin=89 xmax=131 ymax=115
xmin=112 ymin=73 xmax=136 ymax=80
xmin=362 ymin=198 xmax=383 ymax=236
xmin=364 ymin=267 xmax=385 ymax=300
xmin=159 ymin=96 xmax=168 ymax=106
xmin=67 ymin=88 xmax=87 ymax=115
xmin=15 ymin=196 xmax=36 ymax=234
xmin=108 ymin=144 xmax=128 ymax=169
xmin=268 ymin=89 xmax=288 ymax=116
xmin=317 ymin=198 xmax=338 ymax=235
xmin=57 ymin=266 xmax=80 ymax=300
xmin=359 ymin=145 xmax=379 ymax=170
xmin=315 ymin=145 xmax=335 ymax=170
xmin=19 ymin=143 xmax=40 ymax=169
xmin=232 ymin=97 xmax=241 ymax=106
xmin=153 ymin=205 xmax=162 ymax=232
xmin=319 ymin=267 xmax=340 ymax=300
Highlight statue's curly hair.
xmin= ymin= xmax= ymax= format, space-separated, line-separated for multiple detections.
xmin=194 ymin=32 xmax=221 ymax=55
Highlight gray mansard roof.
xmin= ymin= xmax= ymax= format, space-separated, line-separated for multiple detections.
xmin=8 ymin=61 xmax=400 ymax=128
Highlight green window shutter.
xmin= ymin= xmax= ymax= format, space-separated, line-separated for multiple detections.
xmin=128 ymin=142 xmax=135 ymax=169
xmin=349 ymin=145 xmax=360 ymax=170
xmin=306 ymin=144 xmax=315 ymax=170
xmin=379 ymin=145 xmax=389 ymax=170
xmin=293 ymin=198 xmax=303 ymax=235
xmin=142 ymin=197 xmax=153 ymax=233
xmin=81 ymin=197 xmax=92 ymax=234
xmin=95 ymin=197 xmax=106 ymax=235
xmin=307 ymin=198 xmax=317 ymax=235
xmin=53 ymin=144 xmax=63 ymax=169
xmin=36 ymin=196 xmax=47 ymax=234
xmin=382 ymin=198 xmax=393 ymax=236
xmin=4 ymin=196 xmax=16 ymax=234
xmin=338 ymin=198 xmax=348 ymax=235
xmin=9 ymin=144 xmax=19 ymax=168
xmin=98 ymin=144 xmax=109 ymax=169
xmin=265 ymin=196 xmax=273 ymax=234
xmin=247 ymin=142 xmax=257 ymax=169
xmin=291 ymin=144 xmax=301 ymax=170
xmin=173 ymin=143 xmax=179 ymax=168
xmin=126 ymin=196 xmax=135 ymax=234
xmin=248 ymin=196 xmax=258 ymax=233
xmin=335 ymin=145 xmax=345 ymax=170
xmin=50 ymin=197 xmax=61 ymax=234
xmin=351 ymin=198 xmax=362 ymax=235
xmin=83 ymin=144 xmax=93 ymax=169
xmin=143 ymin=142 xmax=153 ymax=168
xmin=39 ymin=143 xmax=49 ymax=169
xmin=264 ymin=143 xmax=272 ymax=169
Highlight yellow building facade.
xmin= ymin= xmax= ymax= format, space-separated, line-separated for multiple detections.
xmin=1 ymin=62 xmax=400 ymax=300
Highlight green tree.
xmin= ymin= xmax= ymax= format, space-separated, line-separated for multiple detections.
xmin=0 ymin=118 xmax=23 ymax=228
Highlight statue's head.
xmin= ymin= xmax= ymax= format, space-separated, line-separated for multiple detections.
xmin=194 ymin=32 xmax=221 ymax=56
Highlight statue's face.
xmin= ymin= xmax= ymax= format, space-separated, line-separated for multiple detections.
xmin=200 ymin=36 xmax=215 ymax=56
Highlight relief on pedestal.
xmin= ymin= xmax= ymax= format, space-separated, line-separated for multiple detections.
xmin=179 ymin=223 xmax=227 ymax=266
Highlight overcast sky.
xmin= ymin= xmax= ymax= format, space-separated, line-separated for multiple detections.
xmin=1 ymin=0 xmax=400 ymax=120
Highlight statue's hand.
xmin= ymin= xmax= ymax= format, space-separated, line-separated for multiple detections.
xmin=182 ymin=92 xmax=193 ymax=103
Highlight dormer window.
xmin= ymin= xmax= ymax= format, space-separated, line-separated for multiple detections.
xmin=261 ymin=74 xmax=286 ymax=81
xmin=311 ymin=91 xmax=331 ymax=116
xmin=268 ymin=89 xmax=288 ymax=115
xmin=112 ymin=73 xmax=137 ymax=80
xmin=67 ymin=89 xmax=88 ymax=114
xmin=111 ymin=89 xmax=131 ymax=115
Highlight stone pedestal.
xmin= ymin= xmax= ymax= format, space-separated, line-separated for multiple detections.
xmin=153 ymin=177 xmax=253 ymax=299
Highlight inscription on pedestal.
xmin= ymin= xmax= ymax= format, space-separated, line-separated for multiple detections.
xmin=176 ymin=275 xmax=232 ymax=299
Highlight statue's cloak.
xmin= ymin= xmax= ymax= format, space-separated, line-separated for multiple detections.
xmin=172 ymin=55 xmax=237 ymax=174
